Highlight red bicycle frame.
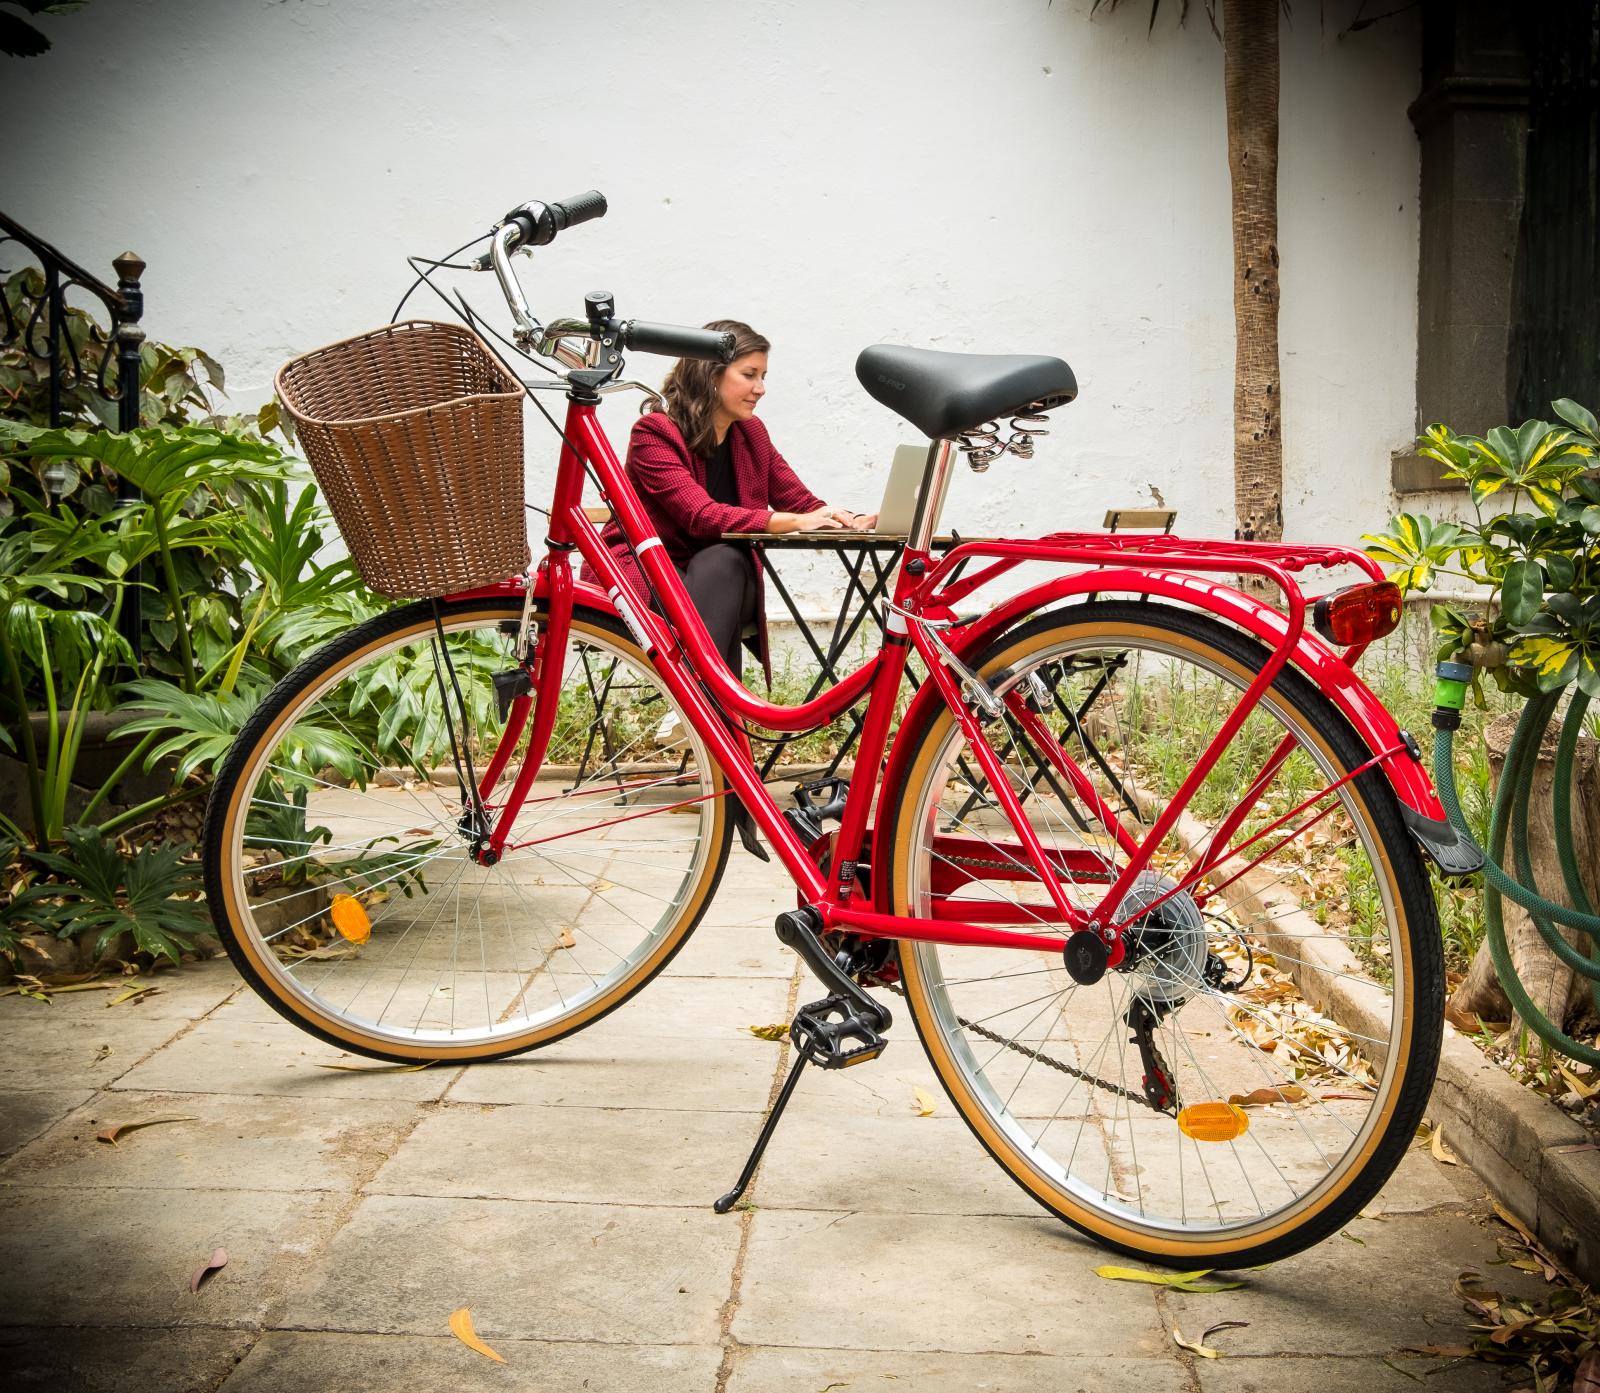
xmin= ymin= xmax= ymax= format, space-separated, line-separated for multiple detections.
xmin=453 ymin=393 xmax=1442 ymax=964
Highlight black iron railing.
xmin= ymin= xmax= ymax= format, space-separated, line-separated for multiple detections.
xmin=0 ymin=211 xmax=146 ymax=660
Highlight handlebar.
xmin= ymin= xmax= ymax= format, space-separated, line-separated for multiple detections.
xmin=482 ymin=190 xmax=735 ymax=369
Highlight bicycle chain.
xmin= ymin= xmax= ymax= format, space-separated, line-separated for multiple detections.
xmin=878 ymin=979 xmax=1159 ymax=1113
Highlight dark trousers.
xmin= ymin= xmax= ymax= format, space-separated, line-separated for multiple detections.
xmin=665 ymin=542 xmax=756 ymax=675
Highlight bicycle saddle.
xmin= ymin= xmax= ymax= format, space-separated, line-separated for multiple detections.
xmin=855 ymin=345 xmax=1078 ymax=440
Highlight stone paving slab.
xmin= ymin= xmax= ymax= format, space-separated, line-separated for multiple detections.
xmin=276 ymin=1193 xmax=741 ymax=1346
xmin=4 ymin=1326 xmax=257 ymax=1393
xmin=0 ymin=1007 xmax=196 ymax=1094
xmin=756 ymin=1105 xmax=1044 ymax=1216
xmin=0 ymin=1091 xmax=415 ymax=1194
xmin=663 ymin=921 xmax=794 ymax=978
xmin=0 ymin=1185 xmax=346 ymax=1329
xmin=0 ymin=1088 xmax=93 ymax=1160
xmin=1194 ymin=1354 xmax=1518 ymax=1391
xmin=1163 ymin=1210 xmax=1543 ymax=1358
xmin=109 ymin=1009 xmax=462 ymax=1101
xmin=445 ymin=1031 xmax=779 ymax=1113
xmin=218 ymin=1332 xmax=722 ymax=1392
xmin=366 ymin=1101 xmax=763 ymax=1207
xmin=733 ymin=1208 xmax=1171 ymax=1357
xmin=725 ymin=1346 xmax=1191 ymax=1392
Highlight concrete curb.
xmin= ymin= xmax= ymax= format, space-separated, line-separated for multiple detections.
xmin=1425 ymin=1021 xmax=1600 ymax=1285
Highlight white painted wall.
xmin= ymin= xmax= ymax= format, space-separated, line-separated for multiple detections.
xmin=7 ymin=0 xmax=1420 ymax=613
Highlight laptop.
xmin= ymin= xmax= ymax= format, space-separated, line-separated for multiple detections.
xmin=803 ymin=443 xmax=932 ymax=539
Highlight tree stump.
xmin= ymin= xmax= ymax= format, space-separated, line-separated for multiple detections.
xmin=1448 ymin=710 xmax=1600 ymax=1039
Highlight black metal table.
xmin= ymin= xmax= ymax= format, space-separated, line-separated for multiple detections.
xmin=723 ymin=531 xmax=966 ymax=777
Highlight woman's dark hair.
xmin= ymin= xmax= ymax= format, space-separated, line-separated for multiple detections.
xmin=647 ymin=319 xmax=770 ymax=459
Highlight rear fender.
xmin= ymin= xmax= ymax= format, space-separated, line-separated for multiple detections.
xmin=873 ymin=569 xmax=1452 ymax=907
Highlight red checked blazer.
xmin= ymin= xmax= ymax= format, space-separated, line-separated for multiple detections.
xmin=587 ymin=411 xmax=826 ymax=683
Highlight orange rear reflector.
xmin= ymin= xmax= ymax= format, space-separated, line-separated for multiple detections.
xmin=1312 ymin=582 xmax=1403 ymax=647
xmin=1177 ymin=1102 xmax=1251 ymax=1142
xmin=330 ymin=894 xmax=371 ymax=944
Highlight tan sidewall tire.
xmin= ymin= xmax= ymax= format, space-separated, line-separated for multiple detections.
xmin=882 ymin=603 xmax=1440 ymax=1265
xmin=204 ymin=598 xmax=731 ymax=1062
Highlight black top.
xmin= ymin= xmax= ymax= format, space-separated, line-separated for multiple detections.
xmin=703 ymin=433 xmax=737 ymax=506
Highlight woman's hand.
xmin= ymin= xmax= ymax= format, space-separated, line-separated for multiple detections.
xmin=768 ymin=508 xmax=840 ymax=533
xmin=832 ymin=508 xmax=877 ymax=532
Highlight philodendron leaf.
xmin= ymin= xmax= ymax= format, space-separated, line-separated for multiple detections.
xmin=1511 ymin=635 xmax=1579 ymax=691
xmin=1579 ymin=653 xmax=1600 ymax=700
xmin=1553 ymin=397 xmax=1600 ymax=441
xmin=1544 ymin=553 xmax=1577 ymax=592
xmin=1500 ymin=559 xmax=1544 ymax=627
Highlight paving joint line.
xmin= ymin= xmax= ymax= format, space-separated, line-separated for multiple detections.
xmin=1154 ymin=1288 xmax=1203 ymax=1393
xmin=712 ymin=951 xmax=804 ymax=1393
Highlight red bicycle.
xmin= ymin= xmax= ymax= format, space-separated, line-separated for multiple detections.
xmin=204 ymin=193 xmax=1477 ymax=1266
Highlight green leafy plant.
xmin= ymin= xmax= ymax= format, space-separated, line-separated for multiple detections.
xmin=6 ymin=825 xmax=208 ymax=965
xmin=243 ymin=781 xmax=331 ymax=891
xmin=1364 ymin=400 xmax=1600 ymax=695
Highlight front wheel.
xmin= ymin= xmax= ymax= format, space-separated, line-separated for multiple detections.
xmin=203 ymin=595 xmax=732 ymax=1062
xmin=879 ymin=601 xmax=1443 ymax=1267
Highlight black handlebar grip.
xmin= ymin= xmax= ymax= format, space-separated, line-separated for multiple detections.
xmin=549 ymin=190 xmax=607 ymax=233
xmin=502 ymin=190 xmax=608 ymax=249
xmin=621 ymin=321 xmax=737 ymax=363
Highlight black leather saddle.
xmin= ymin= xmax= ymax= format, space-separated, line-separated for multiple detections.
xmin=855 ymin=345 xmax=1077 ymax=440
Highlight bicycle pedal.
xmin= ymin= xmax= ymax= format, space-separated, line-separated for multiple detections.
xmin=794 ymin=776 xmax=850 ymax=822
xmin=791 ymin=993 xmax=888 ymax=1069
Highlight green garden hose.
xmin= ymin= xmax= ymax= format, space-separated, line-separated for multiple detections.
xmin=1432 ymin=662 xmax=1600 ymax=1066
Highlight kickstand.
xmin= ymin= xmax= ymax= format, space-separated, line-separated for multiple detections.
xmin=713 ymin=1040 xmax=814 ymax=1213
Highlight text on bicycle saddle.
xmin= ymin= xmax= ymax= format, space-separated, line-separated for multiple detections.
xmin=854 ymin=344 xmax=1077 ymax=440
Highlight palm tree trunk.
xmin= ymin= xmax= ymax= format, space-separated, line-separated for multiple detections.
xmin=1223 ymin=0 xmax=1282 ymax=547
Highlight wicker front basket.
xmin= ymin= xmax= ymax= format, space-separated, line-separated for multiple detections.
xmin=275 ymin=320 xmax=529 ymax=598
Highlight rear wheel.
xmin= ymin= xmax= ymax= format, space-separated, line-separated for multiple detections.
xmin=880 ymin=601 xmax=1442 ymax=1266
xmin=203 ymin=596 xmax=732 ymax=1061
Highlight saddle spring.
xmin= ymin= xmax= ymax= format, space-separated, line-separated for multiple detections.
xmin=956 ymin=401 xmax=1053 ymax=471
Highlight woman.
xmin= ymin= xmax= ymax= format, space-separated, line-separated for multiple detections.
xmin=594 ymin=320 xmax=875 ymax=688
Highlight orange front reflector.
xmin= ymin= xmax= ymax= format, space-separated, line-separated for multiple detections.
xmin=1312 ymin=581 xmax=1403 ymax=647
xmin=330 ymin=894 xmax=371 ymax=944
xmin=1177 ymin=1102 xmax=1251 ymax=1142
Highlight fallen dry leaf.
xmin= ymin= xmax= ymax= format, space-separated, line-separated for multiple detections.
xmin=1095 ymin=1265 xmax=1246 ymax=1293
xmin=108 ymin=981 xmax=160 ymax=1007
xmin=554 ymin=926 xmax=577 ymax=950
xmin=913 ymin=1087 xmax=937 ymax=1117
xmin=1228 ymin=1085 xmax=1308 ymax=1108
xmin=96 ymin=1115 xmax=197 ymax=1147
xmin=1430 ymin=1126 xmax=1459 ymax=1166
xmin=449 ymin=1306 xmax=505 ymax=1363
xmin=317 ymin=1060 xmax=436 ymax=1073
xmin=1574 ymin=1349 xmax=1600 ymax=1393
xmin=1172 ymin=1324 xmax=1220 ymax=1359
xmin=588 ymin=879 xmax=614 ymax=893
xmin=190 ymin=1247 xmax=228 ymax=1293
xmin=748 ymin=1023 xmax=789 ymax=1042
xmin=1557 ymin=1064 xmax=1600 ymax=1100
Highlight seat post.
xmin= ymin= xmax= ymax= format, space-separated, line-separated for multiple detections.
xmin=907 ymin=438 xmax=954 ymax=554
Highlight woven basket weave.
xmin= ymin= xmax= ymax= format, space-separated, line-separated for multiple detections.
xmin=275 ymin=320 xmax=529 ymax=598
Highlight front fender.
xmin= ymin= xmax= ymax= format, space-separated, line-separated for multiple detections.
xmin=872 ymin=569 xmax=1450 ymax=907
xmin=445 ymin=570 xmax=620 ymax=622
